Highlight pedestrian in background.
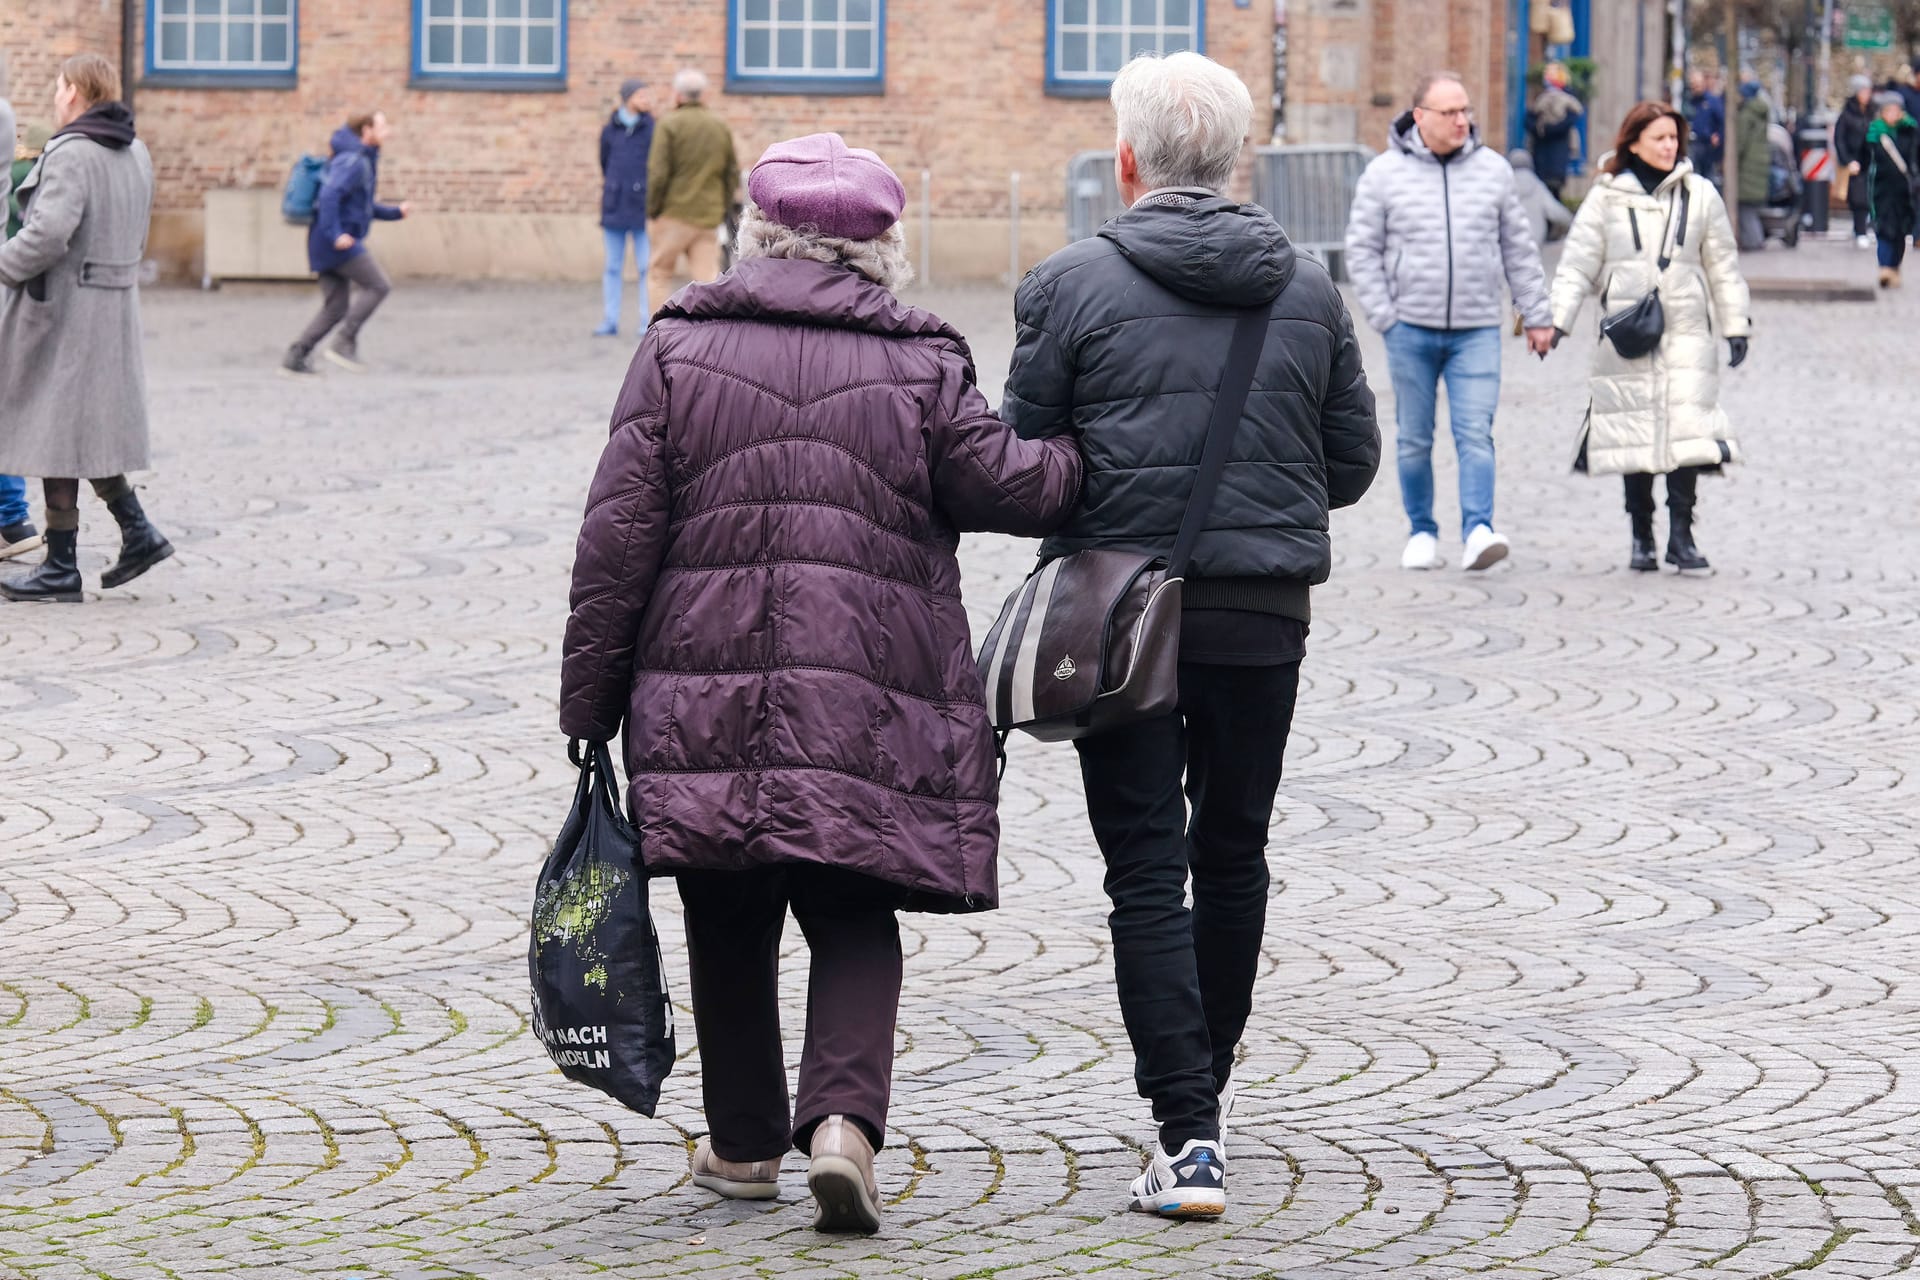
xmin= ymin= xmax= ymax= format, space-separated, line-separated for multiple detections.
xmin=1734 ymin=71 xmax=1771 ymax=249
xmin=1863 ymin=91 xmax=1919 ymax=288
xmin=9 ymin=123 xmax=50 ymax=240
xmin=1509 ymin=148 xmax=1573 ymax=250
xmin=0 ymin=53 xmax=173 ymax=602
xmin=1004 ymin=51 xmax=1379 ymax=1220
xmin=0 ymin=50 xmax=41 ymax=566
xmin=1526 ymin=61 xmax=1583 ymax=197
xmin=1885 ymin=61 xmax=1920 ymax=125
xmin=1549 ymin=101 xmax=1750 ymax=576
xmin=645 ymin=69 xmax=737 ymax=309
xmin=1346 ymin=70 xmax=1553 ymax=574
xmin=594 ymin=76 xmax=653 ymax=337
xmin=559 ymin=133 xmax=1080 ymax=1236
xmin=1836 ymin=75 xmax=1877 ymax=248
xmin=282 ymin=111 xmax=410 ymax=376
xmin=1686 ymin=68 xmax=1724 ymax=182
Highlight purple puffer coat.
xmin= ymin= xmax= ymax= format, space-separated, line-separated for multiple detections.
xmin=559 ymin=256 xmax=1082 ymax=913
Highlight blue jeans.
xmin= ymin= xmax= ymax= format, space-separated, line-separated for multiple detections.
xmin=1878 ymin=234 xmax=1907 ymax=270
xmin=0 ymin=475 xmax=27 ymax=529
xmin=1382 ymin=322 xmax=1501 ymax=540
xmin=602 ymin=226 xmax=650 ymax=333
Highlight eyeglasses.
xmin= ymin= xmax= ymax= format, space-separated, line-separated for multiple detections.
xmin=1417 ymin=106 xmax=1476 ymax=121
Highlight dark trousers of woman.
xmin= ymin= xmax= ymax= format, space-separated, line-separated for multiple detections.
xmin=1623 ymin=466 xmax=1701 ymax=517
xmin=677 ymin=866 xmax=903 ymax=1163
xmin=1072 ymin=660 xmax=1302 ymax=1153
xmin=41 ymin=476 xmax=131 ymax=531
xmin=1878 ymin=234 xmax=1908 ymax=270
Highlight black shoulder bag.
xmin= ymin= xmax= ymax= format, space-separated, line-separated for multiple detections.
xmin=976 ymin=306 xmax=1271 ymax=743
xmin=1600 ymin=180 xmax=1690 ymax=360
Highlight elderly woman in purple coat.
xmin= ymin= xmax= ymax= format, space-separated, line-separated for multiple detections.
xmin=558 ymin=134 xmax=1081 ymax=1234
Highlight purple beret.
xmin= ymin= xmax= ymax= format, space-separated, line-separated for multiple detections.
xmin=748 ymin=133 xmax=907 ymax=241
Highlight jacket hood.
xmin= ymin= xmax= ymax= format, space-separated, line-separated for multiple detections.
xmin=52 ymin=102 xmax=136 ymax=150
xmin=329 ymin=125 xmax=368 ymax=157
xmin=1391 ymin=110 xmax=1481 ymax=161
xmin=659 ymin=256 xmax=976 ymax=369
xmin=1096 ymin=194 xmax=1294 ymax=306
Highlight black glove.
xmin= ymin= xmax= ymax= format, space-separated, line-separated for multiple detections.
xmin=1551 ymin=327 xmax=1568 ymax=350
xmin=1727 ymin=336 xmax=1749 ymax=368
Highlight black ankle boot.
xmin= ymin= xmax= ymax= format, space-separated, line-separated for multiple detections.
xmin=1665 ymin=511 xmax=1710 ymax=573
xmin=1 ymin=529 xmax=82 ymax=602
xmin=100 ymin=491 xmax=175 ymax=588
xmin=1629 ymin=513 xmax=1658 ymax=572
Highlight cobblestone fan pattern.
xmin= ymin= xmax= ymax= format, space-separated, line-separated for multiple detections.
xmin=2 ymin=258 xmax=1917 ymax=1279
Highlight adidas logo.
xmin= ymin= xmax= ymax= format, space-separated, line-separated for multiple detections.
xmin=1053 ymin=655 xmax=1077 ymax=680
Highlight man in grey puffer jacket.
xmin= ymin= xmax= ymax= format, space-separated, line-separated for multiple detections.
xmin=1345 ymin=71 xmax=1553 ymax=572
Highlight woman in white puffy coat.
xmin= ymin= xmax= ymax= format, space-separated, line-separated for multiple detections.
xmin=1550 ymin=101 xmax=1751 ymax=574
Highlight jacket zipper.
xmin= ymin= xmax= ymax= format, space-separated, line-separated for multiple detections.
xmin=1441 ymin=162 xmax=1455 ymax=329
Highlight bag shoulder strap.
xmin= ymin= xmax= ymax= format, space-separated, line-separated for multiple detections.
xmin=1881 ymin=132 xmax=1911 ymax=177
xmin=1656 ymin=181 xmax=1690 ymax=271
xmin=1166 ymin=305 xmax=1271 ymax=580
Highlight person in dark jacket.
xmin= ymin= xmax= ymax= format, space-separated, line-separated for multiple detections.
xmin=281 ymin=111 xmax=410 ymax=376
xmin=1836 ymin=76 xmax=1877 ymax=245
xmin=559 ymin=132 xmax=1081 ymax=1236
xmin=1686 ymin=68 xmax=1725 ymax=181
xmin=1864 ymin=93 xmax=1920 ymax=287
xmin=1003 ymin=51 xmax=1379 ymax=1220
xmin=1526 ymin=61 xmax=1583 ymax=195
xmin=0 ymin=55 xmax=36 ymax=566
xmin=594 ymin=77 xmax=653 ymax=337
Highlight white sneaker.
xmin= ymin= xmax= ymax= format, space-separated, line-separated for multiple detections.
xmin=1129 ymin=1137 xmax=1226 ymax=1219
xmin=1857 ymin=234 xmax=1875 ymax=249
xmin=1218 ymin=1074 xmax=1236 ymax=1156
xmin=1400 ymin=532 xmax=1444 ymax=570
xmin=1462 ymin=524 xmax=1510 ymax=571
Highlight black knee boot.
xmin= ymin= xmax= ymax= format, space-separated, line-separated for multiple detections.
xmin=101 ymin=491 xmax=175 ymax=588
xmin=1 ymin=529 xmax=82 ymax=602
xmin=1630 ymin=512 xmax=1658 ymax=572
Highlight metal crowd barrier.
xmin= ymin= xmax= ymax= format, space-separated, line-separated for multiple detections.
xmin=1064 ymin=144 xmax=1374 ymax=282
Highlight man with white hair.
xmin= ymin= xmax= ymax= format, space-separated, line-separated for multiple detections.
xmin=645 ymin=67 xmax=738 ymax=309
xmin=1345 ymin=70 xmax=1552 ymax=573
xmin=1003 ymin=51 xmax=1379 ymax=1219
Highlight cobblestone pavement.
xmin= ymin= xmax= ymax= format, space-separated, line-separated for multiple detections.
xmin=2 ymin=242 xmax=1918 ymax=1279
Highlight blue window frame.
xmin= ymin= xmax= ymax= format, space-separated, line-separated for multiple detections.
xmin=411 ymin=0 xmax=567 ymax=91
xmin=727 ymin=0 xmax=885 ymax=96
xmin=1047 ymin=0 xmax=1204 ymax=98
xmin=145 ymin=0 xmax=298 ymax=89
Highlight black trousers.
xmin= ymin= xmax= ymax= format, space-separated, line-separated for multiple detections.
xmin=1073 ymin=661 xmax=1302 ymax=1151
xmin=1623 ymin=466 xmax=1701 ymax=517
xmin=677 ymin=866 xmax=903 ymax=1162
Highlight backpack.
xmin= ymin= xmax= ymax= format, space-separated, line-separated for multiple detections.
xmin=282 ymin=154 xmax=326 ymax=224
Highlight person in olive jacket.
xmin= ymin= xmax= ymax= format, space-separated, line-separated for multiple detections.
xmin=594 ymin=77 xmax=653 ymax=337
xmin=644 ymin=68 xmax=737 ymax=309
xmin=1003 ymin=52 xmax=1378 ymax=1221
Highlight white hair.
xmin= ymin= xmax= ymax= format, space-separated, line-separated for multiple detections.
xmin=673 ymin=67 xmax=708 ymax=100
xmin=1110 ymin=51 xmax=1252 ymax=193
xmin=735 ymin=204 xmax=914 ymax=293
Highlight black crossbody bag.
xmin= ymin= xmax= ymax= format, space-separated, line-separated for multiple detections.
xmin=1600 ymin=180 xmax=1690 ymax=360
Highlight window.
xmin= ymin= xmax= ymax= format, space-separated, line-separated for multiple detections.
xmin=1048 ymin=0 xmax=1203 ymax=96
xmin=728 ymin=0 xmax=885 ymax=95
xmin=412 ymin=0 xmax=567 ymax=90
xmin=146 ymin=0 xmax=298 ymax=87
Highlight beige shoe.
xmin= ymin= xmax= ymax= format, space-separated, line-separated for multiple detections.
xmin=807 ymin=1115 xmax=882 ymax=1234
xmin=1880 ymin=267 xmax=1898 ymax=289
xmin=691 ymin=1138 xmax=781 ymax=1200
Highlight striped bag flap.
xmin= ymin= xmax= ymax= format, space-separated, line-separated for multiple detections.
xmin=976 ymin=549 xmax=1169 ymax=738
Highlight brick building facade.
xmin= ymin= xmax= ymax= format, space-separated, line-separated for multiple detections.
xmin=1279 ymin=0 xmax=1512 ymax=153
xmin=4 ymin=2 xmax=1510 ymax=282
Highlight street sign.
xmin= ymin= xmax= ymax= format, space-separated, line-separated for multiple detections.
xmin=1802 ymin=147 xmax=1833 ymax=181
xmin=1845 ymin=4 xmax=1894 ymax=50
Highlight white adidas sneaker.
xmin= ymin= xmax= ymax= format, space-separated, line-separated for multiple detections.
xmin=1129 ymin=1137 xmax=1227 ymax=1219
xmin=1462 ymin=523 xmax=1510 ymax=571
xmin=1400 ymin=532 xmax=1444 ymax=570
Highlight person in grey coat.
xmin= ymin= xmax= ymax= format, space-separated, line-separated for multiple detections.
xmin=1345 ymin=71 xmax=1554 ymax=574
xmin=0 ymin=53 xmax=172 ymax=603
xmin=1509 ymin=148 xmax=1573 ymax=250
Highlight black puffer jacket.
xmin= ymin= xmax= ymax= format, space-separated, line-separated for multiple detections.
xmin=1002 ymin=194 xmax=1380 ymax=620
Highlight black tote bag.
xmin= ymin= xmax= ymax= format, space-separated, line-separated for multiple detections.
xmin=529 ymin=739 xmax=675 ymax=1116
